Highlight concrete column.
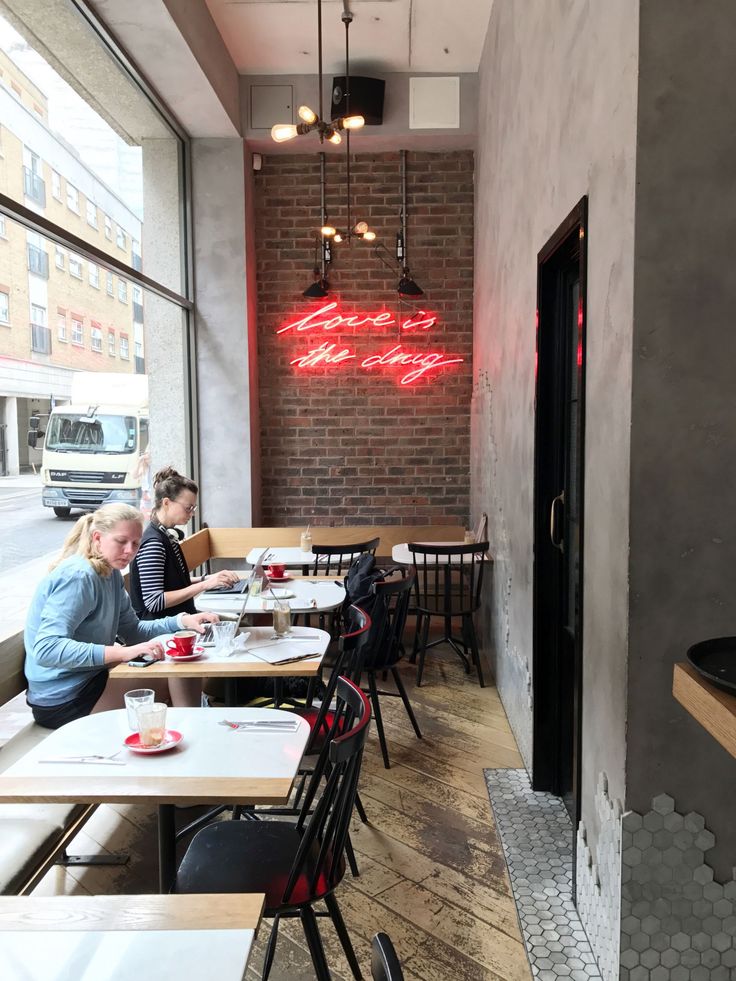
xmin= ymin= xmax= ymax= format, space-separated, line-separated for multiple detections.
xmin=141 ymin=138 xmax=188 ymax=480
xmin=191 ymin=138 xmax=258 ymax=526
xmin=3 ymin=397 xmax=20 ymax=476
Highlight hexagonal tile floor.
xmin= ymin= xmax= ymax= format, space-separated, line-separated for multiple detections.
xmin=485 ymin=768 xmax=603 ymax=980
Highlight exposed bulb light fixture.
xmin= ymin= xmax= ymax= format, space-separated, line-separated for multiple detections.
xmin=271 ymin=0 xmax=365 ymax=146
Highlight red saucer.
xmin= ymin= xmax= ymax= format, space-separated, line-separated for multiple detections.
xmin=124 ymin=729 xmax=183 ymax=754
xmin=267 ymin=575 xmax=292 ymax=583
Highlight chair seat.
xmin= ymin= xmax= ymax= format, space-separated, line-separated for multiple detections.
xmin=174 ymin=819 xmax=345 ymax=910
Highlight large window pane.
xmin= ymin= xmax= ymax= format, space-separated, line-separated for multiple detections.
xmin=0 ymin=0 xmax=185 ymax=294
xmin=0 ymin=213 xmax=188 ymax=574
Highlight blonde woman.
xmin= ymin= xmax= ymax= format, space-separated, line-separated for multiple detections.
xmin=24 ymin=503 xmax=217 ymax=729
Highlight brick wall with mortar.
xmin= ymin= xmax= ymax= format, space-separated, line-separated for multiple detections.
xmin=254 ymin=149 xmax=474 ymax=527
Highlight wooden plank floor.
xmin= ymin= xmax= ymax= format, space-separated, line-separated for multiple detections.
xmin=26 ymin=647 xmax=532 ymax=981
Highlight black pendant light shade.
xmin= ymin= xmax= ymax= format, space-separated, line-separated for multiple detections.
xmin=398 ymin=275 xmax=424 ymax=297
xmin=304 ymin=278 xmax=329 ymax=298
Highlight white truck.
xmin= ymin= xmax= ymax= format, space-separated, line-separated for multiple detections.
xmin=34 ymin=373 xmax=149 ymax=518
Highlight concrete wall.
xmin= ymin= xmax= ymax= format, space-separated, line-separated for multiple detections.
xmin=472 ymin=0 xmax=639 ymax=849
xmin=627 ymin=0 xmax=736 ymax=876
xmin=191 ymin=138 xmax=256 ymax=527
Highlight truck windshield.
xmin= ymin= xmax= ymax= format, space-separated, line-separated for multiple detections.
xmin=45 ymin=414 xmax=137 ymax=454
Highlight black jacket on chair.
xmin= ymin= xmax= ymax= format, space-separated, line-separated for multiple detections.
xmin=129 ymin=520 xmax=197 ymax=620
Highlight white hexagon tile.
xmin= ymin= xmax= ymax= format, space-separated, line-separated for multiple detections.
xmin=487 ymin=769 xmax=736 ymax=981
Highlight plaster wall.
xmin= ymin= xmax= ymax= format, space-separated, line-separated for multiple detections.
xmin=191 ymin=138 xmax=256 ymax=526
xmin=627 ymin=0 xmax=736 ymax=875
xmin=473 ymin=0 xmax=638 ymax=848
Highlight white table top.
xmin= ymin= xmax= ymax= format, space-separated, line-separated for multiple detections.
xmin=198 ymin=577 xmax=344 ymax=615
xmin=0 ymin=895 xmax=262 ymax=981
xmin=392 ymin=542 xmax=491 ymax=565
xmin=0 ymin=707 xmax=310 ymax=805
xmin=246 ymin=546 xmax=321 ymax=566
xmin=112 ymin=626 xmax=329 ymax=680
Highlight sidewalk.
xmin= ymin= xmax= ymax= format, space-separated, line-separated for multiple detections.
xmin=0 ymin=473 xmax=41 ymax=500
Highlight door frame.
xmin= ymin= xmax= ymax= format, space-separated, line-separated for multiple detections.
xmin=531 ymin=196 xmax=588 ymax=825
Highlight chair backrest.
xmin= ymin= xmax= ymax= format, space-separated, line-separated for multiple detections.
xmin=304 ymin=604 xmax=372 ymax=755
xmin=284 ymin=676 xmax=372 ymax=902
xmin=311 ymin=537 xmax=380 ymax=576
xmin=361 ymin=570 xmax=415 ymax=673
xmin=371 ymin=933 xmax=405 ymax=981
xmin=408 ymin=542 xmax=489 ymax=617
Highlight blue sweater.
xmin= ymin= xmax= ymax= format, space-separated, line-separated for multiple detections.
xmin=24 ymin=555 xmax=182 ymax=706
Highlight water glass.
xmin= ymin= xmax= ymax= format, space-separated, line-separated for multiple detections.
xmin=300 ymin=530 xmax=312 ymax=552
xmin=124 ymin=688 xmax=154 ymax=731
xmin=250 ymin=576 xmax=263 ymax=599
xmin=136 ymin=701 xmax=167 ymax=746
xmin=212 ymin=621 xmax=237 ymax=654
xmin=464 ymin=529 xmax=475 ymax=544
xmin=272 ymin=599 xmax=291 ymax=638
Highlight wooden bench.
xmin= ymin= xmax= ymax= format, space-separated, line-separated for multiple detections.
xmin=0 ymin=634 xmax=95 ymax=895
xmin=179 ymin=524 xmax=465 ymax=574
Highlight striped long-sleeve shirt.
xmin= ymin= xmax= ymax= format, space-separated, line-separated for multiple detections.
xmin=134 ymin=531 xmax=191 ymax=615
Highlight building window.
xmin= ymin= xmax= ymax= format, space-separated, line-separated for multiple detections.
xmin=120 ymin=334 xmax=129 ymax=359
xmin=30 ymin=304 xmax=50 ymax=353
xmin=91 ymin=323 xmax=102 ymax=353
xmin=108 ymin=330 xmax=115 ymax=356
xmin=27 ymin=243 xmax=49 ymax=279
xmin=88 ymin=262 xmax=99 ymax=288
xmin=104 ymin=215 xmax=112 ymax=240
xmin=55 ymin=246 xmax=65 ymax=270
xmin=116 ymin=226 xmax=126 ymax=250
xmin=51 ymin=171 xmax=62 ymax=200
xmin=66 ymin=183 xmax=79 ymax=213
xmin=22 ymin=151 xmax=46 ymax=206
xmin=0 ymin=290 xmax=9 ymax=324
xmin=85 ymin=200 xmax=98 ymax=228
xmin=118 ymin=280 xmax=128 ymax=303
xmin=71 ymin=317 xmax=83 ymax=346
xmin=106 ymin=271 xmax=114 ymax=295
xmin=57 ymin=311 xmax=67 ymax=341
xmin=69 ymin=254 xmax=82 ymax=278
xmin=0 ymin=215 xmax=6 ymax=238
xmin=31 ymin=303 xmax=47 ymax=327
xmin=132 ymin=240 xmax=142 ymax=271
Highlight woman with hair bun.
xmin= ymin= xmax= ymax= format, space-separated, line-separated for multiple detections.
xmin=129 ymin=466 xmax=239 ymax=620
xmin=24 ymin=503 xmax=217 ymax=729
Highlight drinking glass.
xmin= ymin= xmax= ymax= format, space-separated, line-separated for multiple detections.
xmin=212 ymin=621 xmax=236 ymax=654
xmin=272 ymin=599 xmax=291 ymax=638
xmin=300 ymin=530 xmax=312 ymax=552
xmin=464 ymin=529 xmax=475 ymax=544
xmin=250 ymin=576 xmax=263 ymax=599
xmin=136 ymin=701 xmax=167 ymax=746
xmin=124 ymin=688 xmax=154 ymax=730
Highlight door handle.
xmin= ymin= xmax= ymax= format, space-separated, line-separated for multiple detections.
xmin=550 ymin=491 xmax=565 ymax=553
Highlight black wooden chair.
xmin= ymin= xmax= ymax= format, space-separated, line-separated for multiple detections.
xmin=408 ymin=541 xmax=489 ymax=687
xmin=310 ymin=537 xmax=380 ymax=577
xmin=173 ymin=676 xmax=372 ymax=981
xmin=359 ymin=571 xmax=421 ymax=768
xmin=372 ymin=933 xmax=405 ymax=981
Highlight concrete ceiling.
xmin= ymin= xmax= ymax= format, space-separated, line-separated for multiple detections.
xmin=204 ymin=0 xmax=493 ymax=75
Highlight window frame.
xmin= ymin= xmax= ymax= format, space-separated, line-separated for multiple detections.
xmin=66 ymin=183 xmax=80 ymax=213
xmin=0 ymin=289 xmax=9 ymax=325
xmin=71 ymin=316 xmax=84 ymax=346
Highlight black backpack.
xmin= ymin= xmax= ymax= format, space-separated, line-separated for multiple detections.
xmin=342 ymin=553 xmax=399 ymax=622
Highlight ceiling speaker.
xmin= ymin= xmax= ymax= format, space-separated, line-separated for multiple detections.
xmin=331 ymin=76 xmax=385 ymax=126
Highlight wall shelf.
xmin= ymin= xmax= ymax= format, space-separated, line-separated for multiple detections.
xmin=673 ymin=662 xmax=736 ymax=760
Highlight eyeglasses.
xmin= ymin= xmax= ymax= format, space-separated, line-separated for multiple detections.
xmin=177 ymin=501 xmax=198 ymax=514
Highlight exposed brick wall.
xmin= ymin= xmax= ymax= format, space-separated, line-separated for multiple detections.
xmin=254 ymin=149 xmax=473 ymax=527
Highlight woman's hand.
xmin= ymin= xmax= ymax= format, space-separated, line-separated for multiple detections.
xmin=201 ymin=570 xmax=240 ymax=590
xmin=105 ymin=639 xmax=165 ymax=665
xmin=181 ymin=611 xmax=220 ymax=634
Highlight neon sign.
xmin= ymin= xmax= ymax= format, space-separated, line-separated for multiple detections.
xmin=278 ymin=301 xmax=463 ymax=385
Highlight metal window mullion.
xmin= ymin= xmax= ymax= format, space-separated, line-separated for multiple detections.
xmin=0 ymin=193 xmax=192 ymax=311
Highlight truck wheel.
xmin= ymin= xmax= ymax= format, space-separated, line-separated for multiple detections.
xmin=53 ymin=507 xmax=71 ymax=518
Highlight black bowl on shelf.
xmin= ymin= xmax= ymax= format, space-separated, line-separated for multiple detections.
xmin=686 ymin=636 xmax=736 ymax=695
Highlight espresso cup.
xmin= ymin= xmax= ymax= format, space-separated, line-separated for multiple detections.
xmin=267 ymin=563 xmax=286 ymax=579
xmin=166 ymin=630 xmax=197 ymax=656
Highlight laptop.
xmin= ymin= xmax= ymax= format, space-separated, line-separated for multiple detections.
xmin=200 ymin=549 xmax=269 ymax=646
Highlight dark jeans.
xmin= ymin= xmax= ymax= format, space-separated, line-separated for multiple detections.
xmin=28 ymin=670 xmax=109 ymax=729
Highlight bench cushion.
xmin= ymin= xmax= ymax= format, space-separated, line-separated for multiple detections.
xmin=0 ymin=721 xmax=88 ymax=894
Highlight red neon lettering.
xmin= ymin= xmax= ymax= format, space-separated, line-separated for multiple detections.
xmin=277 ymin=302 xmax=434 ymax=335
xmin=290 ymin=342 xmax=355 ymax=368
xmin=360 ymin=345 xmax=464 ymax=385
xmin=401 ymin=311 xmax=437 ymax=331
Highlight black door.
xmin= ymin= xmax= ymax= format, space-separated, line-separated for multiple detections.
xmin=532 ymin=199 xmax=587 ymax=833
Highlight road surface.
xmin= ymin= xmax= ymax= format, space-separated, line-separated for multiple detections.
xmin=0 ymin=486 xmax=72 ymax=574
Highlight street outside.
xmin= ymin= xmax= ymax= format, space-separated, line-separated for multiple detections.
xmin=0 ymin=474 xmax=72 ymax=575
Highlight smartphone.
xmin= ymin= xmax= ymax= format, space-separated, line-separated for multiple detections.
xmin=128 ymin=655 xmax=158 ymax=668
